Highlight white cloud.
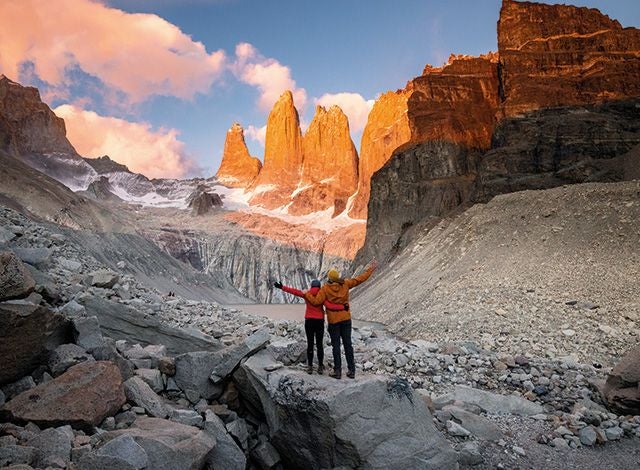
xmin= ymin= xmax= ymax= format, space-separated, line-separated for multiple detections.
xmin=314 ymin=92 xmax=374 ymax=133
xmin=0 ymin=0 xmax=226 ymax=106
xmin=54 ymin=104 xmax=197 ymax=179
xmin=245 ymin=124 xmax=267 ymax=147
xmin=232 ymin=42 xmax=307 ymax=112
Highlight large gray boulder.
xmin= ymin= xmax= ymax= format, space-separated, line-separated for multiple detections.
xmin=123 ymin=377 xmax=168 ymax=418
xmin=0 ymin=301 xmax=71 ymax=385
xmin=48 ymin=343 xmax=95 ymax=376
xmin=203 ymin=410 xmax=246 ymax=470
xmin=99 ymin=417 xmax=216 ymax=470
xmin=0 ymin=251 xmax=35 ymax=301
xmin=175 ymin=328 xmax=270 ymax=402
xmin=600 ymin=343 xmax=640 ymax=415
xmin=26 ymin=426 xmax=73 ymax=468
xmin=12 ymin=247 xmax=51 ymax=268
xmin=435 ymin=385 xmax=544 ymax=416
xmin=95 ymin=435 xmax=148 ymax=469
xmin=78 ymin=296 xmax=221 ymax=355
xmin=73 ymin=316 xmax=106 ymax=351
xmin=234 ymin=350 xmax=457 ymax=470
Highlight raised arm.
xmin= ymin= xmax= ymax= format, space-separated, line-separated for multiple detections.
xmin=345 ymin=261 xmax=377 ymax=289
xmin=281 ymin=285 xmax=305 ymax=298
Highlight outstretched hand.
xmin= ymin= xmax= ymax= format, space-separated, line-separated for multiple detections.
xmin=273 ymin=281 xmax=283 ymax=290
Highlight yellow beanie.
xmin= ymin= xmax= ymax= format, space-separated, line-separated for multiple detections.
xmin=327 ymin=268 xmax=340 ymax=282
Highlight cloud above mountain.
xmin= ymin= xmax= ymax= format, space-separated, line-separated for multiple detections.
xmin=314 ymin=93 xmax=374 ymax=134
xmin=0 ymin=0 xmax=226 ymax=106
xmin=55 ymin=104 xmax=198 ymax=179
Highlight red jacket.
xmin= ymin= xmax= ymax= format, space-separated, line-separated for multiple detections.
xmin=281 ymin=285 xmax=344 ymax=320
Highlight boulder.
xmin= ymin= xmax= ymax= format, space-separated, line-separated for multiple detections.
xmin=169 ymin=409 xmax=203 ymax=428
xmin=234 ymin=350 xmax=457 ymax=469
xmin=435 ymin=385 xmax=544 ymax=416
xmin=265 ymin=339 xmax=305 ymax=366
xmin=1 ymin=361 xmax=126 ymax=430
xmin=0 ymin=251 xmax=36 ymax=301
xmin=0 ymin=445 xmax=36 ymax=467
xmin=600 ymin=344 xmax=640 ymax=414
xmin=445 ymin=405 xmax=503 ymax=441
xmin=251 ymin=441 xmax=281 ymax=470
xmin=123 ymin=377 xmax=168 ymax=418
xmin=89 ymin=271 xmax=120 ymax=289
xmin=203 ymin=409 xmax=246 ymax=470
xmin=209 ymin=328 xmax=271 ymax=382
xmin=48 ymin=343 xmax=94 ymax=376
xmin=12 ymin=247 xmax=51 ymax=268
xmin=1 ymin=376 xmax=36 ymax=400
xmin=100 ymin=417 xmax=216 ymax=470
xmin=0 ymin=302 xmax=71 ymax=385
xmin=73 ymin=316 xmax=106 ymax=351
xmin=76 ymin=453 xmax=137 ymax=470
xmin=134 ymin=369 xmax=164 ymax=393
xmin=78 ymin=296 xmax=221 ymax=355
xmin=95 ymin=435 xmax=148 ymax=469
xmin=25 ymin=426 xmax=72 ymax=468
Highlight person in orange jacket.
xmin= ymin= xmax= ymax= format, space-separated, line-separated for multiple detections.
xmin=305 ymin=260 xmax=377 ymax=379
xmin=273 ymin=279 xmax=347 ymax=375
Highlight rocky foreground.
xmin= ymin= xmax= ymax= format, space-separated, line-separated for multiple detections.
xmin=1 ymin=204 xmax=639 ymax=469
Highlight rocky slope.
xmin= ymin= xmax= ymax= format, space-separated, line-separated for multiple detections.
xmin=215 ymin=123 xmax=262 ymax=188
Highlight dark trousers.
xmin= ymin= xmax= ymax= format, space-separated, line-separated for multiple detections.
xmin=328 ymin=320 xmax=354 ymax=372
xmin=304 ymin=319 xmax=325 ymax=366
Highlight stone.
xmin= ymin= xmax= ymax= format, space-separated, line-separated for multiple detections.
xmin=158 ymin=357 xmax=176 ymax=376
xmin=188 ymin=188 xmax=223 ymax=216
xmin=0 ymin=389 xmax=5 ymax=406
xmin=215 ymin=122 xmax=262 ymax=188
xmin=73 ymin=316 xmax=106 ymax=351
xmin=59 ymin=258 xmax=82 ymax=272
xmin=203 ymin=409 xmax=246 ymax=470
xmin=0 ymin=361 xmax=126 ymax=430
xmin=436 ymin=385 xmax=544 ymax=416
xmin=458 ymin=441 xmax=484 ymax=466
xmin=446 ymin=420 xmax=471 ymax=437
xmin=234 ymin=350 xmax=457 ymax=469
xmin=95 ymin=435 xmax=148 ymax=469
xmin=76 ymin=453 xmax=137 ymax=470
xmin=604 ymin=426 xmax=624 ymax=440
xmin=173 ymin=351 xmax=224 ymax=402
xmin=0 ymin=251 xmax=35 ymax=301
xmin=248 ymin=91 xmax=303 ymax=209
xmin=551 ymin=437 xmax=569 ymax=450
xmin=2 ymin=376 xmax=36 ymax=400
xmin=265 ymin=338 xmax=305 ymax=366
xmin=579 ymin=426 xmax=598 ymax=446
xmin=251 ymin=441 xmax=281 ymax=470
xmin=0 ymin=301 xmax=71 ymax=385
xmin=12 ymin=247 xmax=51 ymax=268
xmin=446 ymin=406 xmax=503 ymax=441
xmin=134 ymin=369 xmax=164 ymax=393
xmin=77 ymin=296 xmax=221 ymax=355
xmin=100 ymin=417 xmax=215 ymax=470
xmin=210 ymin=328 xmax=271 ymax=382
xmin=60 ymin=300 xmax=86 ymax=318
xmin=90 ymin=341 xmax=135 ymax=382
xmin=48 ymin=343 xmax=94 ymax=376
xmin=0 ymin=227 xmax=17 ymax=243
xmin=123 ymin=377 xmax=168 ymax=418
xmin=601 ymin=343 xmax=640 ymax=415
xmin=169 ymin=409 xmax=203 ymax=428
xmin=26 ymin=426 xmax=72 ymax=468
xmin=225 ymin=418 xmax=249 ymax=450
xmin=0 ymin=445 xmax=36 ymax=467
xmin=89 ymin=271 xmax=120 ymax=289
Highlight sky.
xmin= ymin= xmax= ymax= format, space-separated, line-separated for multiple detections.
xmin=1 ymin=0 xmax=638 ymax=179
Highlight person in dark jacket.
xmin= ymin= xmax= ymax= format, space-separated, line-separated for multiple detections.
xmin=274 ymin=280 xmax=347 ymax=374
xmin=306 ymin=261 xmax=377 ymax=379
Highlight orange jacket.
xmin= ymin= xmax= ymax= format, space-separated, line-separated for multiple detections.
xmin=281 ymin=285 xmax=345 ymax=320
xmin=305 ymin=265 xmax=375 ymax=324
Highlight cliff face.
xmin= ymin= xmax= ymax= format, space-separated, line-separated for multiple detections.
xmin=216 ymin=123 xmax=262 ymax=188
xmin=498 ymin=0 xmax=640 ymax=116
xmin=287 ymin=105 xmax=358 ymax=216
xmin=358 ymin=0 xmax=640 ymax=263
xmin=248 ymin=91 xmax=303 ymax=209
xmin=348 ymin=91 xmax=411 ymax=219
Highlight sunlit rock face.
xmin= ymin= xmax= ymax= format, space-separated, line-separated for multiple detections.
xmin=498 ymin=0 xmax=640 ymax=116
xmin=287 ymin=105 xmax=359 ymax=217
xmin=348 ymin=90 xmax=411 ymax=220
xmin=215 ymin=122 xmax=262 ymax=188
xmin=248 ymin=91 xmax=303 ymax=209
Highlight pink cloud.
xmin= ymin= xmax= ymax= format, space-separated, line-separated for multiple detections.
xmin=0 ymin=0 xmax=226 ymax=105
xmin=314 ymin=92 xmax=374 ymax=133
xmin=232 ymin=42 xmax=307 ymax=112
xmin=246 ymin=124 xmax=267 ymax=147
xmin=54 ymin=104 xmax=196 ymax=179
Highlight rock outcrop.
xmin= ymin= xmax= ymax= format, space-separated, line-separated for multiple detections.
xmin=215 ymin=123 xmax=262 ymax=188
xmin=0 ymin=251 xmax=36 ymax=301
xmin=187 ymin=185 xmax=223 ymax=216
xmin=287 ymin=105 xmax=359 ymax=216
xmin=601 ymin=344 xmax=640 ymax=415
xmin=249 ymin=91 xmax=303 ymax=209
xmin=233 ymin=349 xmax=458 ymax=469
xmin=348 ymin=90 xmax=411 ymax=219
xmin=498 ymin=0 xmax=640 ymax=116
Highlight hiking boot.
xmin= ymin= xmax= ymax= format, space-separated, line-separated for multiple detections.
xmin=317 ymin=364 xmax=324 ymax=375
xmin=346 ymin=370 xmax=355 ymax=379
xmin=307 ymin=365 xmax=313 ymax=375
xmin=329 ymin=369 xmax=341 ymax=380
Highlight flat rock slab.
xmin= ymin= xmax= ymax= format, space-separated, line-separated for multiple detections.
xmin=203 ymin=410 xmax=246 ymax=470
xmin=1 ymin=361 xmax=126 ymax=430
xmin=437 ymin=385 xmax=544 ymax=416
xmin=78 ymin=296 xmax=221 ymax=355
xmin=0 ymin=302 xmax=71 ymax=385
xmin=234 ymin=350 xmax=457 ymax=470
xmin=100 ymin=417 xmax=216 ymax=470
xmin=445 ymin=406 xmax=503 ymax=441
xmin=123 ymin=377 xmax=168 ymax=418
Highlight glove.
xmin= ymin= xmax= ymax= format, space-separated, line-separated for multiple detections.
xmin=274 ymin=281 xmax=283 ymax=290
xmin=343 ymin=303 xmax=349 ymax=311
